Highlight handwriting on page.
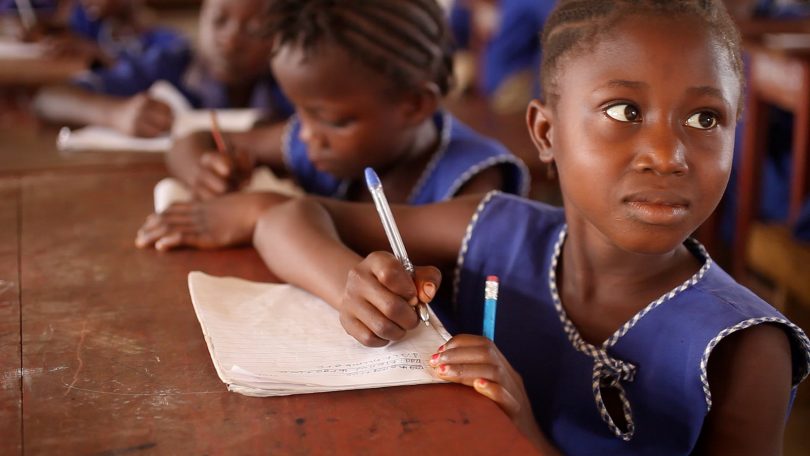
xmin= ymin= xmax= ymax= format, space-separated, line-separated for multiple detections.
xmin=277 ymin=353 xmax=425 ymax=376
xmin=188 ymin=272 xmax=452 ymax=396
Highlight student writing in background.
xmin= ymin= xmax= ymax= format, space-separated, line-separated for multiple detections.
xmin=134 ymin=0 xmax=529 ymax=251
xmin=33 ymin=0 xmax=291 ymax=138
xmin=0 ymin=0 xmax=185 ymax=66
xmin=249 ymin=1 xmax=810 ymax=454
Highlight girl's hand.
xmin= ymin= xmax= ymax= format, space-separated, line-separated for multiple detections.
xmin=168 ymin=132 xmax=254 ymax=200
xmin=194 ymin=147 xmax=254 ymax=200
xmin=113 ymin=93 xmax=173 ymax=138
xmin=340 ymin=251 xmax=441 ymax=347
xmin=430 ymin=335 xmax=549 ymax=448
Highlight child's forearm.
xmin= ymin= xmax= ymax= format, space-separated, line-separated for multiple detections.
xmin=253 ymin=198 xmax=364 ymax=310
xmin=33 ymin=85 xmax=125 ymax=129
xmin=228 ymin=122 xmax=286 ymax=174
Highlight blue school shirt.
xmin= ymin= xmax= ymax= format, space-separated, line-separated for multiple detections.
xmin=68 ymin=5 xmax=186 ymax=63
xmin=453 ymin=192 xmax=810 ymax=455
xmin=449 ymin=0 xmax=555 ymax=97
xmin=282 ymin=112 xmax=530 ymax=202
xmin=73 ymin=44 xmax=293 ymax=115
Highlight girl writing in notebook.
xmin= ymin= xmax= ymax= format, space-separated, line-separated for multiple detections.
xmin=250 ymin=1 xmax=810 ymax=454
xmin=135 ymin=0 xmax=528 ymax=251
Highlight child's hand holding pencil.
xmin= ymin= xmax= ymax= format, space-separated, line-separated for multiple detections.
xmin=179 ymin=111 xmax=254 ymax=199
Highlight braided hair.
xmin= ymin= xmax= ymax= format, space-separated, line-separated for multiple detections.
xmin=266 ymin=0 xmax=454 ymax=97
xmin=540 ymin=0 xmax=743 ymax=112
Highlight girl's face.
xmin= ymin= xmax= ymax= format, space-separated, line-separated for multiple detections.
xmin=539 ymin=15 xmax=741 ymax=254
xmin=271 ymin=43 xmax=424 ymax=179
xmin=198 ymin=0 xmax=273 ymax=84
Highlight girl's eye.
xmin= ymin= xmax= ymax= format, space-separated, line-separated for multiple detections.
xmin=685 ymin=111 xmax=718 ymax=130
xmin=323 ymin=118 xmax=352 ymax=128
xmin=605 ymin=104 xmax=641 ymax=122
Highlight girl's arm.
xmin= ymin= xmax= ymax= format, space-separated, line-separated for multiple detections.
xmin=33 ymin=86 xmax=172 ymax=137
xmin=252 ymin=195 xmax=481 ymax=342
xmin=696 ymin=323 xmax=794 ymax=455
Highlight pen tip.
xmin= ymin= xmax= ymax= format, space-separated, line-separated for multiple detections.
xmin=364 ymin=167 xmax=381 ymax=190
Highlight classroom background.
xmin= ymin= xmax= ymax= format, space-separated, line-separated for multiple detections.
xmin=1 ymin=0 xmax=809 ymax=453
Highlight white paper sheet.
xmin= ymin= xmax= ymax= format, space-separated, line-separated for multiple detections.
xmin=188 ymin=272 xmax=451 ymax=397
xmin=57 ymin=81 xmax=262 ymax=153
xmin=153 ymin=167 xmax=304 ymax=213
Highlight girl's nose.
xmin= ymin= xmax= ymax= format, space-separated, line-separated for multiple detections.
xmin=216 ymin=24 xmax=240 ymax=56
xmin=298 ymin=120 xmax=326 ymax=148
xmin=631 ymin=124 xmax=688 ymax=176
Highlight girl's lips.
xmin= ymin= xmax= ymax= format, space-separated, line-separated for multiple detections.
xmin=622 ymin=192 xmax=690 ymax=225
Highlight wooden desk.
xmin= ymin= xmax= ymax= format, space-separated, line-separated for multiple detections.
xmin=0 ymin=125 xmax=164 ymax=176
xmin=734 ymin=42 xmax=810 ymax=277
xmin=0 ymin=58 xmax=85 ymax=87
xmin=0 ymin=178 xmax=21 ymax=455
xmin=5 ymin=170 xmax=537 ymax=454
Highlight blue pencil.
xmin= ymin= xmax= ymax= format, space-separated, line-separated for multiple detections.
xmin=483 ymin=275 xmax=499 ymax=340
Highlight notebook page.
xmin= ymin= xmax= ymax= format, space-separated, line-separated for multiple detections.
xmin=188 ymin=272 xmax=451 ymax=396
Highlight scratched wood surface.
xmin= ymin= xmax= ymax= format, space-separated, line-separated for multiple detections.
xmin=0 ymin=178 xmax=21 ymax=455
xmin=0 ymin=125 xmax=165 ymax=177
xmin=17 ymin=170 xmax=538 ymax=454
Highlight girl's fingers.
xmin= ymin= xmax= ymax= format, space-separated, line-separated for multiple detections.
xmin=365 ymin=252 xmax=419 ymax=305
xmin=200 ymin=152 xmax=233 ymax=177
xmin=339 ymin=313 xmax=388 ymax=348
xmin=432 ymin=362 xmax=500 ymax=385
xmin=350 ymin=294 xmax=409 ymax=342
xmin=412 ymin=265 xmax=442 ymax=303
xmin=473 ymin=378 xmax=522 ymax=417
xmin=431 ymin=345 xmax=499 ymax=366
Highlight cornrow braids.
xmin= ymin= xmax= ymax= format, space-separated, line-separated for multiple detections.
xmin=266 ymin=0 xmax=454 ymax=97
xmin=539 ymin=0 xmax=744 ymax=113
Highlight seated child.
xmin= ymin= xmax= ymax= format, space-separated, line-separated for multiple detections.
xmin=1 ymin=0 xmax=185 ymax=66
xmin=134 ymin=0 xmax=529 ymax=251
xmin=33 ymin=0 xmax=291 ymax=138
xmin=249 ymin=1 xmax=810 ymax=454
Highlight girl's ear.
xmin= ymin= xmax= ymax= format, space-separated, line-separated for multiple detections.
xmin=526 ymin=99 xmax=554 ymax=164
xmin=399 ymin=82 xmax=441 ymax=126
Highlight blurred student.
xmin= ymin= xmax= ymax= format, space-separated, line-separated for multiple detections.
xmin=33 ymin=0 xmax=291 ymax=138
xmin=135 ymin=0 xmax=529 ymax=251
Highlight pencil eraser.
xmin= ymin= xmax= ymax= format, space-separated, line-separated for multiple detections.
xmin=486 ymin=275 xmax=499 ymax=282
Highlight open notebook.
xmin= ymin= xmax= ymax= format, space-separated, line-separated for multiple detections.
xmin=188 ymin=272 xmax=452 ymax=397
xmin=57 ymin=81 xmax=262 ymax=153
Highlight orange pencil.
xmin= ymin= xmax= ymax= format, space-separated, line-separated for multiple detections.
xmin=209 ymin=110 xmax=231 ymax=157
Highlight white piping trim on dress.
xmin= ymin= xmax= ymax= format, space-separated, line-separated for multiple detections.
xmin=443 ymin=155 xmax=531 ymax=200
xmin=699 ymin=316 xmax=810 ymax=411
xmin=452 ymin=190 xmax=500 ymax=312
xmin=407 ymin=112 xmax=453 ymax=204
xmin=548 ymin=227 xmax=713 ymax=440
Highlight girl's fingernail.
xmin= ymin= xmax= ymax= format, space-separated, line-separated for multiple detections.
xmin=475 ymin=378 xmax=488 ymax=388
xmin=423 ymin=282 xmax=436 ymax=300
xmin=437 ymin=344 xmax=446 ymax=352
xmin=438 ymin=364 xmax=448 ymax=374
xmin=429 ymin=353 xmax=440 ymax=366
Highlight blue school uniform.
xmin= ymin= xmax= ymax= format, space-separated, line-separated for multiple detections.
xmin=449 ymin=0 xmax=555 ymax=97
xmin=282 ymin=112 xmax=530 ymax=202
xmin=68 ymin=5 xmax=186 ymax=63
xmin=73 ymin=44 xmax=293 ymax=116
xmin=453 ymin=192 xmax=810 ymax=455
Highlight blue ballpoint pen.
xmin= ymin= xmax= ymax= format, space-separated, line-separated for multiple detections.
xmin=364 ymin=167 xmax=430 ymax=326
